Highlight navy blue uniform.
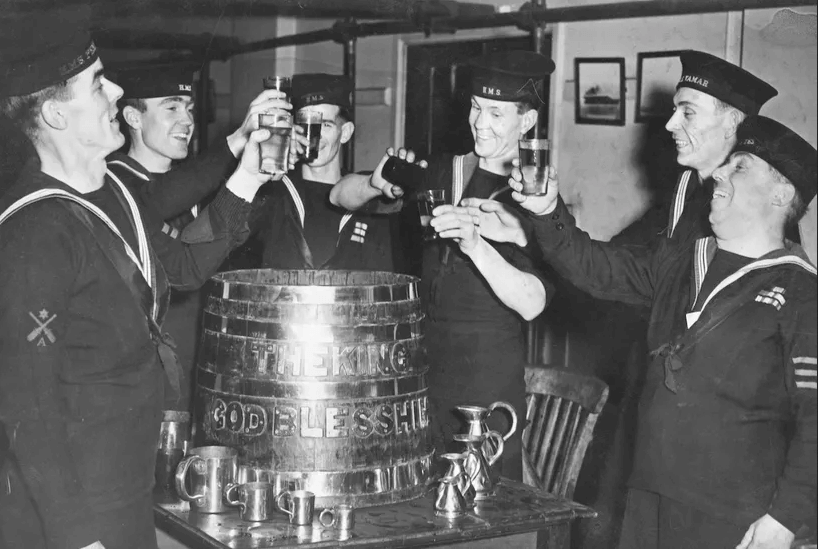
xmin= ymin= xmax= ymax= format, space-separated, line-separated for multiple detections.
xmin=531 ymin=198 xmax=817 ymax=542
xmin=0 ymin=160 xmax=250 ymax=549
xmin=229 ymin=171 xmax=394 ymax=271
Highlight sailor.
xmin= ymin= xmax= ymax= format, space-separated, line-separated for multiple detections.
xmin=329 ymin=50 xmax=557 ymax=480
xmin=228 ymin=72 xmax=394 ymax=271
xmin=0 ymin=7 xmax=277 ymax=547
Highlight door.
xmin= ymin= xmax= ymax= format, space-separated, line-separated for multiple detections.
xmin=405 ymin=35 xmax=552 ymax=158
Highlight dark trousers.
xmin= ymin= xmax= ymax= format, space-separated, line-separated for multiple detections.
xmin=0 ymin=455 xmax=158 ymax=549
xmin=618 ymin=488 xmax=748 ymax=549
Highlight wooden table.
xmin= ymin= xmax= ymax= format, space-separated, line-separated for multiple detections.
xmin=154 ymin=479 xmax=595 ymax=549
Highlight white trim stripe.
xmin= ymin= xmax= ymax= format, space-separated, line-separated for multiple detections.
xmin=280 ymin=175 xmax=305 ymax=227
xmin=793 ymin=357 xmax=817 ymax=365
xmin=669 ymin=170 xmax=693 ymax=238
xmin=0 ymin=188 xmax=146 ymax=283
xmin=0 ymin=175 xmax=157 ymax=320
xmin=339 ymin=212 xmax=354 ymax=233
xmin=453 ymin=155 xmax=465 ymax=206
xmin=106 ymin=159 xmax=151 ymax=182
xmin=796 ymin=381 xmax=817 ymax=389
xmin=697 ymin=254 xmax=817 ymax=314
xmin=795 ymin=369 xmax=817 ymax=377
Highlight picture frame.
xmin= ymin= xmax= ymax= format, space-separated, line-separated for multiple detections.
xmin=635 ymin=50 xmax=685 ymax=123
xmin=574 ymin=57 xmax=625 ymax=126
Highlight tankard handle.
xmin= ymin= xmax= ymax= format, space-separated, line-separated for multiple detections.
xmin=276 ymin=491 xmax=294 ymax=521
xmin=174 ymin=455 xmax=205 ymax=505
xmin=223 ymin=483 xmax=245 ymax=512
xmin=488 ymin=401 xmax=518 ymax=441
xmin=485 ymin=430 xmax=505 ymax=467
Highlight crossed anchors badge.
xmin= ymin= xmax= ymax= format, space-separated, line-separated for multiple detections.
xmin=28 ymin=309 xmax=57 ymax=346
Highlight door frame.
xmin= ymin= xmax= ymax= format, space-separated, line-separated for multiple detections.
xmin=393 ymin=24 xmax=565 ymax=169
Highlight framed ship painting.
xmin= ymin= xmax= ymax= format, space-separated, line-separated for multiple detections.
xmin=635 ymin=50 xmax=685 ymax=122
xmin=574 ymin=57 xmax=625 ymax=126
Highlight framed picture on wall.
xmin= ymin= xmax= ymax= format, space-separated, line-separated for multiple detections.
xmin=574 ymin=57 xmax=625 ymax=126
xmin=635 ymin=50 xmax=685 ymax=122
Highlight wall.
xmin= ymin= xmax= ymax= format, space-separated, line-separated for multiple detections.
xmin=99 ymin=14 xmax=235 ymax=145
xmin=551 ymin=12 xmax=731 ymax=239
xmin=287 ymin=18 xmax=399 ymax=171
xmin=742 ymin=7 xmax=817 ymax=263
xmin=326 ymin=1 xmax=816 ymax=244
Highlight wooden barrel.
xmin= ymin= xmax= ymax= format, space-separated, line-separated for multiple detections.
xmin=197 ymin=270 xmax=432 ymax=508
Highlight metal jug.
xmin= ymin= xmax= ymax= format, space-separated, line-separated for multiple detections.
xmin=439 ymin=452 xmax=475 ymax=508
xmin=453 ymin=432 xmax=504 ymax=500
xmin=455 ymin=402 xmax=517 ymax=463
xmin=434 ymin=474 xmax=467 ymax=518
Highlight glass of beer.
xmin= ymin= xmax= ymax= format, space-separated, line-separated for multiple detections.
xmin=295 ymin=110 xmax=323 ymax=162
xmin=518 ymin=138 xmax=551 ymax=196
xmin=416 ymin=189 xmax=450 ymax=241
xmin=262 ymin=76 xmax=292 ymax=99
xmin=258 ymin=112 xmax=292 ymax=175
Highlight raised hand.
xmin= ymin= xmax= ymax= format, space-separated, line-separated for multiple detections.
xmin=430 ymin=204 xmax=482 ymax=254
xmin=508 ymin=158 xmax=560 ymax=216
xmin=460 ymin=197 xmax=528 ymax=247
xmin=227 ymin=89 xmax=293 ymax=158
xmin=369 ymin=147 xmax=428 ymax=200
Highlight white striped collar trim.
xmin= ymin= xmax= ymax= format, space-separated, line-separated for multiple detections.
xmin=0 ymin=181 xmax=156 ymax=319
xmin=453 ymin=155 xmax=465 ymax=206
xmin=668 ymin=170 xmax=694 ymax=238
xmin=794 ymin=357 xmax=817 ymax=365
xmin=693 ymin=237 xmax=817 ymax=315
xmin=281 ymin=175 xmax=354 ymax=233
xmin=107 ymin=159 xmax=151 ymax=182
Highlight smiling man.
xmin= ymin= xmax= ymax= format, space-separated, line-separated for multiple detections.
xmin=663 ymin=50 xmax=778 ymax=245
xmin=0 ymin=7 xmax=275 ymax=548
xmin=498 ymin=115 xmax=817 ymax=549
xmin=104 ymin=67 xmax=295 ymax=414
xmin=109 ymin=67 xmax=198 ymax=229
xmin=230 ymin=73 xmax=395 ymax=271
xmin=329 ymin=51 xmax=555 ymax=481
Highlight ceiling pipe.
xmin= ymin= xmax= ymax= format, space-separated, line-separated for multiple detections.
xmin=99 ymin=0 xmax=816 ymax=65
xmin=222 ymin=0 xmax=816 ymax=58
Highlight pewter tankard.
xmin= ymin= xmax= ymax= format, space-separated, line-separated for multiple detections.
xmin=175 ymin=446 xmax=238 ymax=513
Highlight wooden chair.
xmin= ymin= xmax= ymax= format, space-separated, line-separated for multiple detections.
xmin=522 ymin=365 xmax=609 ymax=499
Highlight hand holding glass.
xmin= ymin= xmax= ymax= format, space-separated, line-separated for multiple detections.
xmin=258 ymin=112 xmax=292 ymax=175
xmin=416 ymin=189 xmax=450 ymax=241
xmin=518 ymin=139 xmax=551 ymax=196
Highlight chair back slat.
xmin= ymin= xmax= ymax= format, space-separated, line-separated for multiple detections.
xmin=526 ymin=393 xmax=550 ymax=464
xmin=542 ymin=398 xmax=572 ymax=491
xmin=522 ymin=365 xmax=609 ymax=499
xmin=524 ymin=392 xmax=537 ymax=448
xmin=554 ymin=409 xmax=585 ymax=494
xmin=534 ymin=396 xmax=560 ymax=475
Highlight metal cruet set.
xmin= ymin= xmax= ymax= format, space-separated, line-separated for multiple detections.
xmin=434 ymin=401 xmax=518 ymax=518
